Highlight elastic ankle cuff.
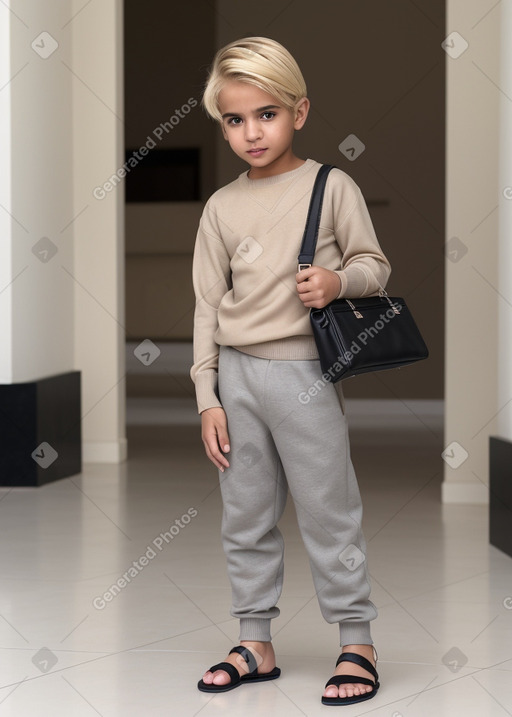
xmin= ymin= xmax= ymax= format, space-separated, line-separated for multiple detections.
xmin=239 ymin=618 xmax=272 ymax=642
xmin=339 ymin=621 xmax=373 ymax=647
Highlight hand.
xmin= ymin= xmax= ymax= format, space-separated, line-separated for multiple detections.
xmin=201 ymin=407 xmax=230 ymax=472
xmin=296 ymin=266 xmax=341 ymax=308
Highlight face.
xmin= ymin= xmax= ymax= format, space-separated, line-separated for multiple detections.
xmin=217 ymin=80 xmax=309 ymax=179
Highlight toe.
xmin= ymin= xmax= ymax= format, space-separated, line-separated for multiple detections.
xmin=202 ymin=671 xmax=213 ymax=685
xmin=212 ymin=669 xmax=231 ymax=686
xmin=348 ymin=682 xmax=372 ymax=696
xmin=323 ymin=682 xmax=375 ymax=700
xmin=323 ymin=684 xmax=339 ymax=698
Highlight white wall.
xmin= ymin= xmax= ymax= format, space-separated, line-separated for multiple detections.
xmin=0 ymin=0 xmax=126 ymax=464
xmin=1 ymin=2 xmax=74 ymax=383
xmin=0 ymin=10 xmax=12 ymax=380
xmin=443 ymin=0 xmax=501 ymax=502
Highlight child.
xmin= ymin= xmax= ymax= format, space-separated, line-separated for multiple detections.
xmin=190 ymin=36 xmax=391 ymax=706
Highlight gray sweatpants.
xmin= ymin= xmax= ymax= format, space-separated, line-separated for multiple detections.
xmin=217 ymin=346 xmax=377 ymax=647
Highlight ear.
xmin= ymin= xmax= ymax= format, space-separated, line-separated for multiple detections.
xmin=293 ymin=97 xmax=310 ymax=130
xmin=220 ymin=122 xmax=229 ymax=140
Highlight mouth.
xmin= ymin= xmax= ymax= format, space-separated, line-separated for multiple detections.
xmin=247 ymin=148 xmax=267 ymax=156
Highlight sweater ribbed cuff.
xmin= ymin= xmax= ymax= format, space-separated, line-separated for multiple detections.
xmin=335 ymin=271 xmax=346 ymax=299
xmin=335 ymin=265 xmax=371 ymax=299
xmin=239 ymin=618 xmax=272 ymax=642
xmin=339 ymin=621 xmax=373 ymax=647
xmin=194 ymin=370 xmax=222 ymax=414
xmin=233 ymin=335 xmax=319 ymax=361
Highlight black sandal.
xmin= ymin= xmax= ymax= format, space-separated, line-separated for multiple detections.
xmin=197 ymin=645 xmax=281 ymax=693
xmin=321 ymin=650 xmax=379 ymax=706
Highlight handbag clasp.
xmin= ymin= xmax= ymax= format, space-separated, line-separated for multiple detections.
xmin=378 ymin=286 xmax=400 ymax=314
xmin=346 ymin=299 xmax=363 ymax=319
xmin=383 ymin=295 xmax=401 ymax=315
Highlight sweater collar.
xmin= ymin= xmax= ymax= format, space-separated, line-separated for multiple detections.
xmin=239 ymin=158 xmax=317 ymax=187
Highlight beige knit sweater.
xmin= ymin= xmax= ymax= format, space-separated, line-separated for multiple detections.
xmin=190 ymin=158 xmax=391 ymax=413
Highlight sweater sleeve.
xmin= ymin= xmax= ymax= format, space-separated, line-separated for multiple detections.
xmin=189 ymin=202 xmax=232 ymax=414
xmin=332 ymin=182 xmax=391 ymax=299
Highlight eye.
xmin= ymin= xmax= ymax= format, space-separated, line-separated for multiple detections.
xmin=261 ymin=111 xmax=276 ymax=120
xmin=227 ymin=116 xmax=242 ymax=126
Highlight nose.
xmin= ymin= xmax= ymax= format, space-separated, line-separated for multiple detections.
xmin=244 ymin=118 xmax=262 ymax=143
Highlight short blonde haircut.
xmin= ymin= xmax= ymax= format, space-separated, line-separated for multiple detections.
xmin=202 ymin=37 xmax=307 ymax=123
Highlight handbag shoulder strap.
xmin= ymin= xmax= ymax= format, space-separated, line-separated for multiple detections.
xmin=297 ymin=164 xmax=336 ymax=270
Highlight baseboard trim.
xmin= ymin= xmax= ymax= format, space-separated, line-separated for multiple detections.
xmin=344 ymin=398 xmax=443 ymax=430
xmin=83 ymin=438 xmax=127 ymax=464
xmin=126 ymin=396 xmax=444 ymax=430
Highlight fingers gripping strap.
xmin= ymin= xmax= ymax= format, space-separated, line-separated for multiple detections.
xmin=229 ymin=646 xmax=258 ymax=674
xmin=298 ymin=164 xmax=336 ymax=267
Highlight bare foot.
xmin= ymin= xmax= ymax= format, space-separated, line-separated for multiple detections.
xmin=322 ymin=644 xmax=377 ymax=700
xmin=201 ymin=641 xmax=276 ymax=687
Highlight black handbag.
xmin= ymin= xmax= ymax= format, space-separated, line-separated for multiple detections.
xmin=298 ymin=164 xmax=429 ymax=382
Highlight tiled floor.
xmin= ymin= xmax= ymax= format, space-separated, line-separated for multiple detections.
xmin=1 ymin=402 xmax=512 ymax=716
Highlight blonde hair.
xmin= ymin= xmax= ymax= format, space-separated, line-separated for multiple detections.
xmin=202 ymin=37 xmax=307 ymax=123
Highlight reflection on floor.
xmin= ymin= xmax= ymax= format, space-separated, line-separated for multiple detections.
xmin=1 ymin=408 xmax=511 ymax=716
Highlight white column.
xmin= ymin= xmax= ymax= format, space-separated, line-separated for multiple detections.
xmin=72 ymin=0 xmax=126 ymax=462
xmin=0 ymin=2 xmax=75 ymax=382
xmin=443 ymin=0 xmax=501 ymax=503
xmin=0 ymin=11 xmax=12 ymax=381
xmin=497 ymin=0 xmax=512 ymax=439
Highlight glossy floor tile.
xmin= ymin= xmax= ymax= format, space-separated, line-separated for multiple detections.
xmin=1 ymin=405 xmax=511 ymax=716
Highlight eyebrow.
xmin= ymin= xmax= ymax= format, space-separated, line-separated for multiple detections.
xmin=221 ymin=104 xmax=280 ymax=119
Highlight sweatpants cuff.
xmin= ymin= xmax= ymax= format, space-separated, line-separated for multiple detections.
xmin=339 ymin=621 xmax=373 ymax=647
xmin=239 ymin=618 xmax=272 ymax=642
